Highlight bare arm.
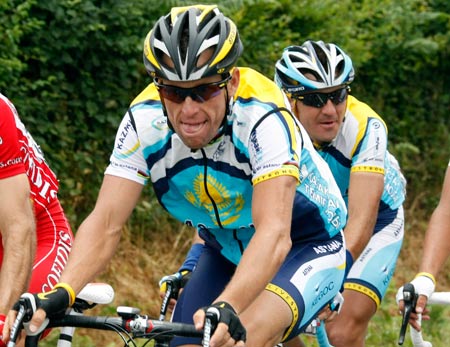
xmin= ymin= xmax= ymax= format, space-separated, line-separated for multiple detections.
xmin=213 ymin=175 xmax=296 ymax=314
xmin=398 ymin=166 xmax=450 ymax=328
xmin=344 ymin=171 xmax=384 ymax=260
xmin=0 ymin=174 xmax=36 ymax=314
xmin=418 ymin=166 xmax=450 ymax=279
xmin=58 ymin=174 xmax=144 ymax=293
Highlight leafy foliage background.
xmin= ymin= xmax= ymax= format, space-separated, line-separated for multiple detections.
xmin=1 ymin=0 xmax=448 ymax=228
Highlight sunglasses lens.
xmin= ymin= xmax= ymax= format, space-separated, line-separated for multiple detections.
xmin=158 ymin=86 xmax=186 ymax=103
xmin=331 ymin=88 xmax=348 ymax=104
xmin=156 ymin=77 xmax=229 ymax=104
xmin=302 ymin=94 xmax=326 ymax=108
xmin=191 ymin=85 xmax=223 ymax=103
xmin=300 ymin=88 xmax=348 ymax=108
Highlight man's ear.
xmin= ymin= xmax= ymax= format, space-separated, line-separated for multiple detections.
xmin=289 ymin=99 xmax=301 ymax=121
xmin=228 ymin=68 xmax=240 ymax=96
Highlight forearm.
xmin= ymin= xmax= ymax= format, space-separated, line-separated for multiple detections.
xmin=58 ymin=215 xmax=122 ymax=294
xmin=58 ymin=175 xmax=143 ymax=294
xmin=418 ymin=167 xmax=450 ymax=280
xmin=345 ymin=172 xmax=383 ymax=259
xmin=418 ymin=205 xmax=450 ymax=279
xmin=0 ymin=175 xmax=36 ymax=314
xmin=0 ymin=218 xmax=35 ymax=314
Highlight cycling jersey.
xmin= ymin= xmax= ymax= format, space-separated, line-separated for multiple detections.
xmin=314 ymin=94 xmax=406 ymax=305
xmin=0 ymin=93 xmax=73 ymax=293
xmin=315 ymin=95 xmax=406 ymax=212
xmin=106 ymin=67 xmax=348 ymax=339
xmin=106 ymin=67 xmax=347 ymax=264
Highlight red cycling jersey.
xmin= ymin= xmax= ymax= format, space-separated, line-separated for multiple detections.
xmin=0 ymin=93 xmax=73 ymax=293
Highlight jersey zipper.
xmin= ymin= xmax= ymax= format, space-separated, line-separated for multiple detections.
xmin=200 ymin=148 xmax=223 ymax=228
xmin=200 ymin=149 xmax=244 ymax=255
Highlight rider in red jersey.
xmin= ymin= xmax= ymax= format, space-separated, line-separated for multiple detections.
xmin=0 ymin=93 xmax=73 ymax=342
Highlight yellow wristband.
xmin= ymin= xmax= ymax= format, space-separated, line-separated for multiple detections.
xmin=415 ymin=272 xmax=436 ymax=285
xmin=54 ymin=282 xmax=76 ymax=306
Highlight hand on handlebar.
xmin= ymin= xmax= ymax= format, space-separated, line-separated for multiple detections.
xmin=159 ymin=270 xmax=191 ymax=297
xmin=396 ymin=274 xmax=435 ymax=331
xmin=4 ymin=283 xmax=74 ymax=344
xmin=195 ymin=301 xmax=246 ymax=347
xmin=159 ymin=270 xmax=191 ymax=316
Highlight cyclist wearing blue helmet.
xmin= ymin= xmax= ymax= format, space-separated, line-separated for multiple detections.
xmin=275 ymin=40 xmax=406 ymax=347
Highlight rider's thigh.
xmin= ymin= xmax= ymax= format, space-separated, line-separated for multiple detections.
xmin=332 ymin=289 xmax=376 ymax=326
xmin=326 ymin=288 xmax=376 ymax=345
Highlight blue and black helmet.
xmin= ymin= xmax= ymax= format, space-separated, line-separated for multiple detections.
xmin=275 ymin=40 xmax=354 ymax=96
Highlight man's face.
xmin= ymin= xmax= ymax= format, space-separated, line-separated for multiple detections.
xmin=290 ymin=86 xmax=348 ymax=145
xmin=157 ymin=70 xmax=239 ymax=149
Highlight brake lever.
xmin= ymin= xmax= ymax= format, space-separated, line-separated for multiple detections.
xmin=159 ymin=281 xmax=174 ymax=321
xmin=202 ymin=309 xmax=218 ymax=347
xmin=398 ymin=282 xmax=418 ymax=345
xmin=7 ymin=304 xmax=26 ymax=347
xmin=159 ymin=272 xmax=191 ymax=321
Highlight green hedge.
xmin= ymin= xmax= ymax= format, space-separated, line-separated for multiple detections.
xmin=1 ymin=0 xmax=449 ymax=228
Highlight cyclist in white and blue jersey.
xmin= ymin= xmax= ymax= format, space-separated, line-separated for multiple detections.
xmin=7 ymin=7 xmax=347 ymax=347
xmin=275 ymin=40 xmax=406 ymax=347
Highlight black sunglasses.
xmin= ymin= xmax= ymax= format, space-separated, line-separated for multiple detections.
xmin=294 ymin=87 xmax=349 ymax=108
xmin=154 ymin=75 xmax=231 ymax=104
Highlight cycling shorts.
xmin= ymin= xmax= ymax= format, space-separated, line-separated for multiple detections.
xmin=170 ymin=231 xmax=345 ymax=346
xmin=344 ymin=206 xmax=404 ymax=307
xmin=0 ymin=199 xmax=73 ymax=293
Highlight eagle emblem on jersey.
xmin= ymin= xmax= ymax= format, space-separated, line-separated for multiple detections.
xmin=185 ymin=173 xmax=244 ymax=226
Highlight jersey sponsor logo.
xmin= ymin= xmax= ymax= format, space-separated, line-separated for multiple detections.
xmin=301 ymin=164 xmax=343 ymax=229
xmin=382 ymin=266 xmax=395 ymax=287
xmin=313 ymin=239 xmax=342 ymax=255
xmin=26 ymin=157 xmax=58 ymax=202
xmin=312 ymin=280 xmax=335 ymax=307
xmin=302 ymin=264 xmax=313 ymax=276
xmin=184 ymin=173 xmax=244 ymax=226
xmin=151 ymin=117 xmax=168 ymax=130
xmin=213 ymin=140 xmax=226 ymax=160
xmin=358 ymin=247 xmax=373 ymax=262
xmin=384 ymin=169 xmax=405 ymax=204
xmin=250 ymin=130 xmax=263 ymax=162
xmin=116 ymin=120 xmax=136 ymax=151
xmin=41 ymin=230 xmax=73 ymax=292
xmin=0 ymin=157 xmax=23 ymax=168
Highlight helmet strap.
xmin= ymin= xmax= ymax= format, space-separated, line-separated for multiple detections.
xmin=209 ymin=87 xmax=232 ymax=144
xmin=159 ymin=97 xmax=175 ymax=132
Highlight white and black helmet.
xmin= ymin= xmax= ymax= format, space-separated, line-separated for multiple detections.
xmin=274 ymin=40 xmax=355 ymax=96
xmin=143 ymin=5 xmax=243 ymax=81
